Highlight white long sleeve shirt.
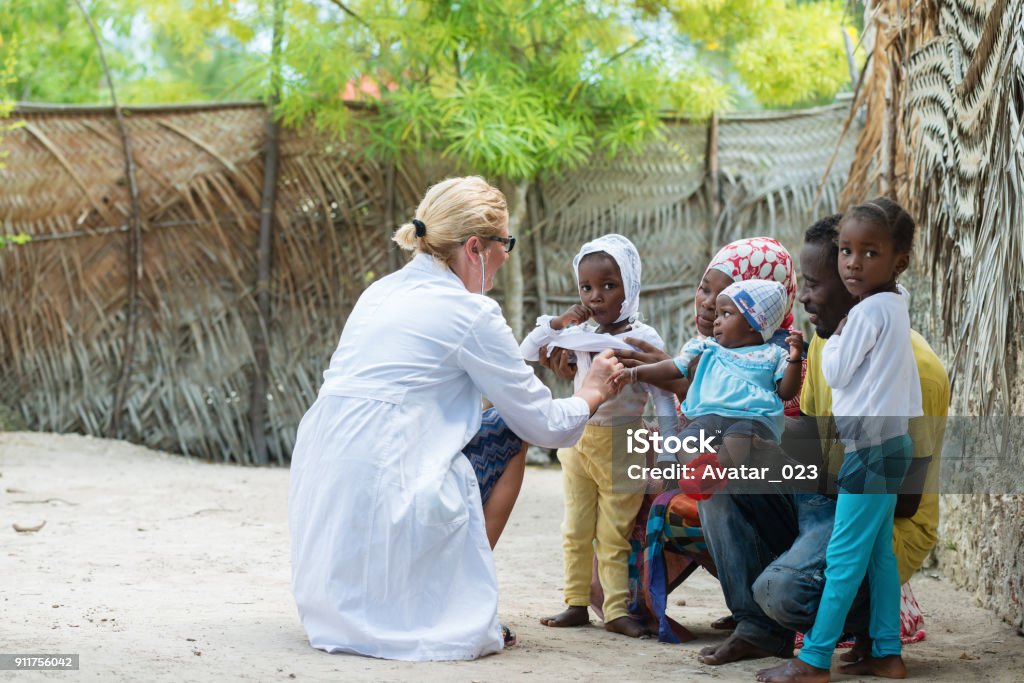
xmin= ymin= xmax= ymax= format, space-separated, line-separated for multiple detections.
xmin=520 ymin=316 xmax=679 ymax=431
xmin=289 ymin=254 xmax=589 ymax=661
xmin=821 ymin=289 xmax=923 ymax=448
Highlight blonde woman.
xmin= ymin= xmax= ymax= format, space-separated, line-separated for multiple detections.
xmin=288 ymin=176 xmax=623 ymax=661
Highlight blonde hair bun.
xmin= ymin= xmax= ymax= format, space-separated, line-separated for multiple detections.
xmin=391 ymin=176 xmax=508 ymax=264
xmin=393 ymin=222 xmax=419 ymax=251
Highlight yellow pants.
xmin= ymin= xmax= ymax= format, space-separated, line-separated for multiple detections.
xmin=558 ymin=422 xmax=645 ymax=622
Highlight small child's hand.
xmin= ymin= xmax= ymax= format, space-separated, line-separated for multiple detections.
xmin=551 ymin=304 xmax=592 ymax=330
xmin=833 ymin=316 xmax=848 ymax=336
xmin=610 ymin=366 xmax=636 ymax=390
xmin=785 ymin=330 xmax=804 ymax=361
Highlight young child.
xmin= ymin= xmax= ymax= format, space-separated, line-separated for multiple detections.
xmin=520 ymin=234 xmax=677 ymax=638
xmin=615 ymin=279 xmax=803 ymax=472
xmin=756 ymin=197 xmax=922 ymax=683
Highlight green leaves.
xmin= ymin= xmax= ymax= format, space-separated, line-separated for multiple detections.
xmin=312 ymin=0 xmax=689 ymax=181
xmin=0 ymin=233 xmax=32 ymax=249
xmin=0 ymin=34 xmax=29 ymax=248
xmin=650 ymin=0 xmax=858 ymax=109
xmin=1 ymin=0 xmax=859 ymax=167
xmin=732 ymin=2 xmax=855 ymax=107
xmin=1 ymin=31 xmax=22 ymax=171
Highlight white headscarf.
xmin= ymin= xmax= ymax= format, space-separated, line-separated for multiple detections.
xmin=572 ymin=233 xmax=642 ymax=324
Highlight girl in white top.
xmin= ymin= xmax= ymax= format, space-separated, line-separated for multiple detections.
xmin=289 ymin=177 xmax=623 ymax=662
xmin=520 ymin=234 xmax=677 ymax=637
xmin=758 ymin=198 xmax=923 ymax=683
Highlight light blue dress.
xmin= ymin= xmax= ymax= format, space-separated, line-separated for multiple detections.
xmin=673 ymin=338 xmax=789 ymax=441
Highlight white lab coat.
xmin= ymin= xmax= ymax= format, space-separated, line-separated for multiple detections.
xmin=289 ymin=253 xmax=590 ymax=661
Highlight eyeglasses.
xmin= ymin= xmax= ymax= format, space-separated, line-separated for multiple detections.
xmin=486 ymin=235 xmax=516 ymax=253
xmin=464 ymin=235 xmax=516 ymax=253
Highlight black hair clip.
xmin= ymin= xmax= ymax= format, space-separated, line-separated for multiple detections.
xmin=412 ymin=219 xmax=426 ymax=237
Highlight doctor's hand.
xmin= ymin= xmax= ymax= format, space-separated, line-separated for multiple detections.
xmin=575 ymin=349 xmax=623 ymax=415
xmin=615 ymin=337 xmax=671 ymax=368
xmin=538 ymin=345 xmax=577 ymax=381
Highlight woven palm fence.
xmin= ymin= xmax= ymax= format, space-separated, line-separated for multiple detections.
xmin=0 ymin=100 xmax=857 ymax=464
xmin=840 ymin=0 xmax=1024 ymax=627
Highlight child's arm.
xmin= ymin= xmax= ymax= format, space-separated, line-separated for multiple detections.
xmin=549 ymin=304 xmax=592 ymax=330
xmin=613 ymin=358 xmax=685 ymax=390
xmin=776 ymin=331 xmax=804 ymax=401
xmin=820 ymin=307 xmax=880 ymax=389
xmin=519 ymin=304 xmax=594 ymax=361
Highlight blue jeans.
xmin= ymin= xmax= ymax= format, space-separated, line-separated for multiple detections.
xmin=700 ymin=491 xmax=871 ymax=655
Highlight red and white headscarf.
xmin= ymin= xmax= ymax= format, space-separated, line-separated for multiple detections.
xmin=699 ymin=236 xmax=798 ymax=331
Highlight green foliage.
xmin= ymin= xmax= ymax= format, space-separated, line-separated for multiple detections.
xmin=654 ymin=0 xmax=777 ymax=47
xmin=0 ymin=0 xmax=269 ymax=104
xmin=0 ymin=0 xmax=131 ymax=103
xmin=1 ymin=1 xmax=857 ymax=114
xmin=644 ymin=0 xmax=858 ymax=109
xmin=732 ymin=3 xmax=855 ymax=107
xmin=278 ymin=0 xmax=722 ymax=181
xmin=1 ymin=32 xmax=30 ymax=250
xmin=1 ymin=32 xmax=22 ymax=170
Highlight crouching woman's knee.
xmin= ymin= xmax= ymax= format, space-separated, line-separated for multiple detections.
xmin=751 ymin=565 xmax=822 ymax=634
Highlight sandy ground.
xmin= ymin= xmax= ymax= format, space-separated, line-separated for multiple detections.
xmin=2 ymin=432 xmax=1023 ymax=682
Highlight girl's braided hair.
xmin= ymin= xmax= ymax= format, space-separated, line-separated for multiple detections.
xmin=841 ymin=196 xmax=916 ymax=254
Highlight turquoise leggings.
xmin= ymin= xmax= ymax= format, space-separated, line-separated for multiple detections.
xmin=798 ymin=434 xmax=912 ymax=669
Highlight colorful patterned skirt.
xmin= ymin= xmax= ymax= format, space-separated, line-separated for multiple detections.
xmin=462 ymin=407 xmax=524 ymax=504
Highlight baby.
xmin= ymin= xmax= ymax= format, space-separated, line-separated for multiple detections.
xmin=615 ymin=279 xmax=803 ymax=471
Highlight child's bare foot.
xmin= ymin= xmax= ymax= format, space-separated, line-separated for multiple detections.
xmin=754 ymin=659 xmax=830 ymax=682
xmin=697 ymin=632 xmax=778 ymax=665
xmin=604 ymin=615 xmax=648 ymax=638
xmin=838 ymin=636 xmax=871 ymax=663
xmin=838 ymin=654 xmax=907 ymax=678
xmin=539 ymin=605 xmax=590 ymax=627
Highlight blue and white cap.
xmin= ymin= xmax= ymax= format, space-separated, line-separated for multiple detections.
xmin=721 ymin=279 xmax=787 ymax=341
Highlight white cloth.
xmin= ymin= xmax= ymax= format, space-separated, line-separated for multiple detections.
xmin=821 ymin=289 xmax=923 ymax=449
xmin=521 ymin=317 xmax=679 ymax=431
xmin=572 ymin=234 xmax=642 ymax=323
xmin=519 ymin=321 xmax=634 ymax=354
xmin=289 ymin=254 xmax=590 ymax=661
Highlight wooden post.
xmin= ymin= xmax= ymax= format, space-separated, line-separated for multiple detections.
xmin=74 ymin=0 xmax=144 ymax=440
xmin=384 ymin=163 xmax=400 ymax=273
xmin=529 ymin=182 xmax=548 ymax=315
xmin=249 ymin=0 xmax=286 ymax=465
xmin=705 ymin=111 xmax=721 ymax=250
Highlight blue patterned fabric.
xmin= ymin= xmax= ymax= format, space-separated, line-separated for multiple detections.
xmin=462 ymin=408 xmax=524 ymax=504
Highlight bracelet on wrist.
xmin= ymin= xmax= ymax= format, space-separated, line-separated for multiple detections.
xmin=787 ymin=357 xmax=801 ymax=364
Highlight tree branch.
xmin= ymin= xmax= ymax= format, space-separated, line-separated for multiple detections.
xmin=72 ymin=0 xmax=145 ymax=440
xmin=326 ymin=0 xmax=372 ymax=30
xmin=603 ymin=36 xmax=648 ymax=66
